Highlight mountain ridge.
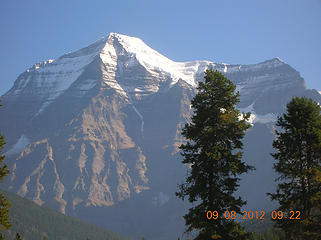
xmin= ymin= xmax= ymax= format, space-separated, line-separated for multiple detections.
xmin=5 ymin=33 xmax=294 ymax=103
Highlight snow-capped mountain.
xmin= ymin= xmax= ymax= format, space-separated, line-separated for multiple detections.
xmin=1 ymin=33 xmax=320 ymax=240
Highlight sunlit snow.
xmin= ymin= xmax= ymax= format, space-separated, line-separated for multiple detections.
xmin=106 ymin=33 xmax=211 ymax=87
xmin=13 ymin=32 xmax=288 ymax=119
xmin=34 ymin=53 xmax=99 ymax=115
xmin=238 ymin=103 xmax=277 ymax=124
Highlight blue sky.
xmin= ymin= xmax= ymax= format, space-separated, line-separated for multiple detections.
xmin=1 ymin=0 xmax=320 ymax=95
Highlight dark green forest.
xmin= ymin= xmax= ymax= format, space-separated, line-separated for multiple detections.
xmin=0 ymin=189 xmax=129 ymax=240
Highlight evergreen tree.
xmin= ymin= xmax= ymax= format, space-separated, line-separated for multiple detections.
xmin=268 ymin=97 xmax=321 ymax=239
xmin=0 ymin=101 xmax=11 ymax=235
xmin=176 ymin=70 xmax=254 ymax=240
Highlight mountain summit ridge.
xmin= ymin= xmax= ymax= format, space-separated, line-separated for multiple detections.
xmin=6 ymin=32 xmax=298 ymax=117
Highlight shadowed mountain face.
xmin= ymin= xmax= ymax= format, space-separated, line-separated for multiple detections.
xmin=0 ymin=33 xmax=320 ymax=240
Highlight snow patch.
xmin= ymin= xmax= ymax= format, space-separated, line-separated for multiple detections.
xmin=100 ymin=37 xmax=130 ymax=97
xmin=223 ymin=64 xmax=227 ymax=73
xmin=254 ymin=113 xmax=278 ymax=124
xmin=34 ymin=53 xmax=99 ymax=115
xmin=132 ymin=105 xmax=144 ymax=137
xmin=5 ymin=135 xmax=31 ymax=155
xmin=238 ymin=103 xmax=277 ymax=124
xmin=126 ymin=92 xmax=144 ymax=138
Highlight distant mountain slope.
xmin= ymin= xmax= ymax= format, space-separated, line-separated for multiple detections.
xmin=0 ymin=189 xmax=130 ymax=240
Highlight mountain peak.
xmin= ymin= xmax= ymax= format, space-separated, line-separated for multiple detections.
xmin=274 ymin=57 xmax=284 ymax=62
xmin=100 ymin=33 xmax=201 ymax=88
xmin=105 ymin=32 xmax=173 ymax=65
xmin=261 ymin=57 xmax=286 ymax=65
xmin=107 ymin=32 xmax=142 ymax=42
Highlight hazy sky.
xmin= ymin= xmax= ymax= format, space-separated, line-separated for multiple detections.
xmin=1 ymin=0 xmax=320 ymax=95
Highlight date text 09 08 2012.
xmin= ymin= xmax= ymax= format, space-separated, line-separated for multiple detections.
xmin=206 ymin=210 xmax=301 ymax=220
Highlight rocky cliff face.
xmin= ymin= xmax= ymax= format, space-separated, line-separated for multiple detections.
xmin=1 ymin=33 xmax=320 ymax=240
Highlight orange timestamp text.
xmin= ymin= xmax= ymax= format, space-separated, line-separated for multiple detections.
xmin=206 ymin=210 xmax=301 ymax=220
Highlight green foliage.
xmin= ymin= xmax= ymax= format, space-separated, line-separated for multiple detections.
xmin=268 ymin=97 xmax=321 ymax=239
xmin=0 ymin=101 xmax=11 ymax=231
xmin=0 ymin=193 xmax=11 ymax=231
xmin=0 ymin=135 xmax=9 ymax=183
xmin=176 ymin=70 xmax=254 ymax=239
xmin=0 ymin=190 xmax=129 ymax=240
xmin=15 ymin=233 xmax=22 ymax=240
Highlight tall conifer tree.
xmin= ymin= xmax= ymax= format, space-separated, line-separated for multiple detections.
xmin=0 ymin=101 xmax=11 ymax=240
xmin=268 ymin=97 xmax=321 ymax=239
xmin=0 ymin=101 xmax=10 ymax=232
xmin=176 ymin=70 xmax=253 ymax=240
